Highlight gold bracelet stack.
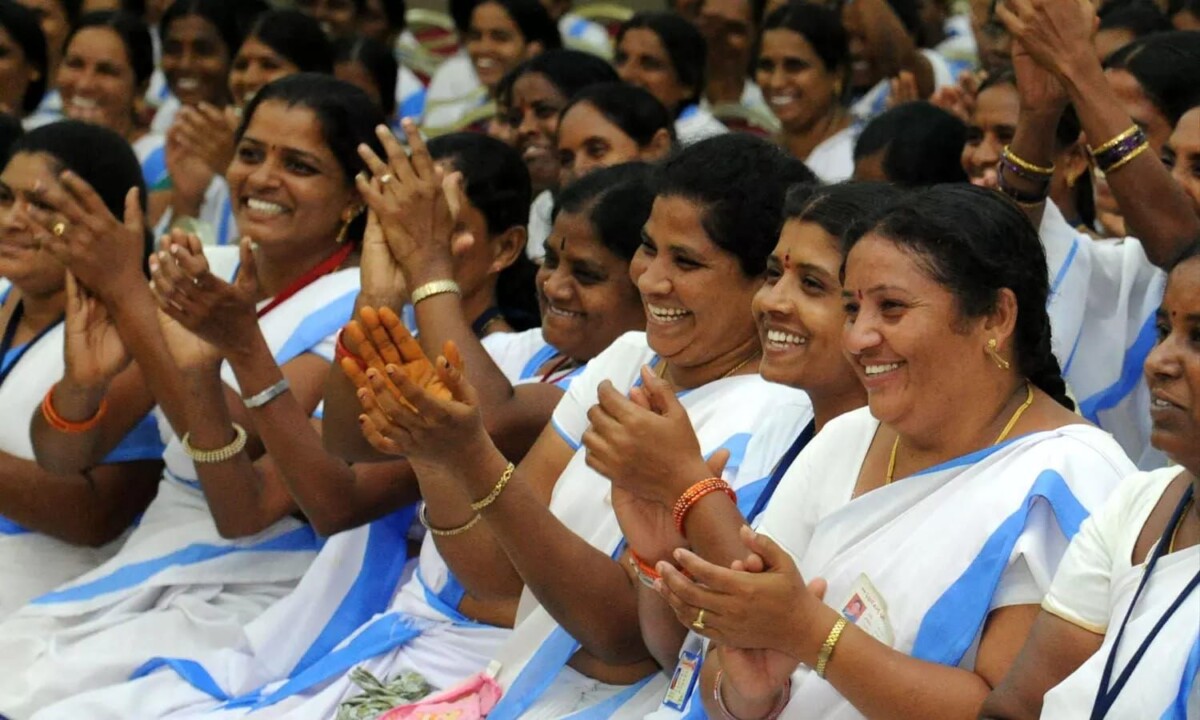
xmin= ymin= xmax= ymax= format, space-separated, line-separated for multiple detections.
xmin=470 ymin=462 xmax=515 ymax=512
xmin=410 ymin=279 xmax=461 ymax=305
xmin=1088 ymin=124 xmax=1150 ymax=175
xmin=181 ymin=423 xmax=248 ymax=464
xmin=419 ymin=504 xmax=482 ymax=537
xmin=815 ymin=617 xmax=848 ymax=678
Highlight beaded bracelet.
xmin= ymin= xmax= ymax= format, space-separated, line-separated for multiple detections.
xmin=182 ymin=423 xmax=248 ymax=464
xmin=672 ymin=478 xmax=737 ymax=537
xmin=713 ymin=669 xmax=791 ymax=720
xmin=40 ymin=384 xmax=108 ymax=433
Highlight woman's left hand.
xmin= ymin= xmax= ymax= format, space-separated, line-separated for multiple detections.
xmin=582 ymin=365 xmax=720 ymax=508
xmin=148 ymin=233 xmax=261 ymax=356
xmin=655 ymin=525 xmax=829 ymax=660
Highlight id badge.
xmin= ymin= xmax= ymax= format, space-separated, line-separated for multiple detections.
xmin=837 ymin=573 xmax=895 ymax=646
xmin=662 ymin=649 xmax=702 ymax=711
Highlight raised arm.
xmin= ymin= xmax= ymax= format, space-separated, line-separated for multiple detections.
xmin=843 ymin=0 xmax=936 ymax=99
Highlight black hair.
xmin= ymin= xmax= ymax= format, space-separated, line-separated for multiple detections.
xmin=456 ymin=0 xmax=560 ymax=49
xmin=854 ymin=101 xmax=968 ymax=186
xmin=699 ymin=0 xmax=769 ymax=29
xmin=0 ymin=0 xmax=48 ymax=114
xmin=1104 ymin=30 xmax=1200 ymax=125
xmin=843 ymin=184 xmax=1074 ymax=409
xmin=427 ymin=132 xmax=538 ymax=331
xmin=553 ymin=162 xmax=656 ymax=261
xmin=1169 ymin=0 xmax=1200 ymax=19
xmin=377 ymin=0 xmax=407 ymax=32
xmin=243 ymin=9 xmax=334 ymax=75
xmin=560 ymin=82 xmax=677 ymax=147
xmin=1169 ymin=239 xmax=1200 ymax=269
xmin=159 ymin=0 xmax=266 ymax=62
xmin=759 ymin=1 xmax=848 ymax=78
xmin=67 ymin=10 xmax=154 ymax=88
xmin=497 ymin=48 xmax=618 ymax=109
xmin=10 ymin=119 xmax=150 ymax=260
xmin=617 ymin=12 xmax=707 ymax=115
xmin=785 ymin=181 xmax=907 ymax=245
xmin=653 ymin=133 xmax=817 ymax=276
xmin=0 ymin=112 xmax=23 ymax=163
xmin=237 ymin=74 xmax=385 ymax=244
xmin=884 ymin=0 xmax=921 ymax=38
xmin=1099 ymin=0 xmax=1173 ymax=39
xmin=333 ymin=34 xmax=397 ymax=117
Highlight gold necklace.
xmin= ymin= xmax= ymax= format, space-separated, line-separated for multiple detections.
xmin=886 ymin=382 xmax=1035 ymax=485
xmin=1168 ymin=495 xmax=1195 ymax=554
xmin=654 ymin=352 xmax=760 ymax=383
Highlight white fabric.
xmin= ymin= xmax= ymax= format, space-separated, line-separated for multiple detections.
xmin=480 ymin=327 xmax=558 ymax=381
xmin=151 ymin=95 xmax=183 ymax=135
xmin=488 ymin=331 xmax=813 ymax=718
xmin=395 ymin=65 xmax=428 ymax=124
xmin=0 ymin=246 xmax=356 ymax=717
xmin=675 ymin=106 xmax=729 ymax=146
xmin=805 ymin=126 xmax=857 ymax=183
xmin=850 ymin=48 xmax=954 ymax=123
xmin=421 ymin=53 xmax=490 ymax=133
xmin=658 ymin=407 xmax=1132 ymax=720
xmin=526 ymin=190 xmax=555 ymax=262
xmin=1040 ymin=468 xmax=1200 ymax=719
xmin=560 ymin=13 xmax=612 ymax=60
xmin=1040 ymin=200 xmax=1167 ymax=468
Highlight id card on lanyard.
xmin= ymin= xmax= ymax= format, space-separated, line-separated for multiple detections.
xmin=662 ymin=635 xmax=704 ymax=713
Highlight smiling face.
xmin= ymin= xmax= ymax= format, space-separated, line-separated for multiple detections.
xmin=630 ymin=194 xmax=761 ymax=372
xmin=754 ymin=219 xmax=857 ymax=396
xmin=161 ymin=14 xmax=232 ymax=108
xmin=755 ymin=28 xmax=839 ymax=133
xmin=295 ymin=0 xmax=358 ymax=38
xmin=225 ymin=100 xmax=358 ymax=251
xmin=841 ymin=234 xmax=995 ymax=429
xmin=615 ymin=28 xmax=689 ymax=114
xmin=698 ymin=0 xmax=755 ymax=74
xmin=962 ymin=83 xmax=1018 ymax=189
xmin=1147 ymin=257 xmax=1200 ymax=470
xmin=57 ymin=27 xmax=138 ymax=134
xmin=466 ymin=2 xmax=530 ymax=91
xmin=1163 ymin=107 xmax=1200 ymax=219
xmin=0 ymin=152 xmax=67 ymax=295
xmin=228 ymin=36 xmax=301 ymax=109
xmin=504 ymin=71 xmax=567 ymax=195
xmin=556 ymin=101 xmax=654 ymax=187
xmin=537 ymin=209 xmax=645 ymax=360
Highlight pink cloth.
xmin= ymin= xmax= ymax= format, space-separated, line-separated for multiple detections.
xmin=377 ymin=673 xmax=502 ymax=720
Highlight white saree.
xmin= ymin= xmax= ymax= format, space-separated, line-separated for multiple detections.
xmin=1040 ymin=468 xmax=1200 ymax=719
xmin=749 ymin=408 xmax=1133 ymax=719
xmin=0 ymin=248 xmax=358 ymax=717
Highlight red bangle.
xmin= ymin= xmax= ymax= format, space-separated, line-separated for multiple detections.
xmin=672 ymin=477 xmax=736 ymax=538
xmin=41 ymin=384 xmax=107 ymax=433
xmin=335 ymin=328 xmax=367 ymax=370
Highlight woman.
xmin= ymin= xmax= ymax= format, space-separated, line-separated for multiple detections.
xmin=842 ymin=0 xmax=950 ymax=122
xmin=615 ymin=12 xmax=728 ymax=145
xmin=755 ymin=1 xmax=855 ymax=182
xmin=0 ymin=75 xmax=382 ymax=716
xmin=0 ymin=121 xmax=163 ymax=618
xmin=16 ymin=0 xmax=78 ymax=129
xmin=0 ymin=0 xmax=48 ymax=122
xmin=338 ymin=133 xmax=817 ymax=719
xmin=980 ymin=242 xmax=1200 ymax=718
xmin=161 ymin=8 xmax=332 ymax=245
xmin=492 ymin=48 xmax=617 ymax=260
xmin=1163 ymin=103 xmax=1200 ymax=216
xmin=653 ymin=185 xmax=1135 ymax=720
xmin=694 ymin=0 xmax=774 ymax=133
xmin=579 ymin=182 xmax=898 ymax=718
xmin=421 ymin=0 xmax=560 ymax=136
xmin=333 ymin=34 xmax=399 ymax=124
xmin=555 ymin=82 xmax=674 ymax=188
xmin=852 ymin=101 xmax=968 ymax=186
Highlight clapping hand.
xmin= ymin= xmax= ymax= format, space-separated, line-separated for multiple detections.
xmin=62 ymin=271 xmax=131 ymax=388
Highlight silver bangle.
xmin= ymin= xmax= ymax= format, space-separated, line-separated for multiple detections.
xmin=243 ymin=378 xmax=290 ymax=409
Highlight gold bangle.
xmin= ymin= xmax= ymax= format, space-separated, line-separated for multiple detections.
xmin=1002 ymin=146 xmax=1055 ymax=176
xmin=419 ymin=503 xmax=481 ymax=536
xmin=1102 ymin=140 xmax=1150 ymax=174
xmin=1088 ymin=124 xmax=1139 ymax=155
xmin=410 ymin=279 xmax=461 ymax=305
xmin=181 ymin=423 xmax=248 ymax=464
xmin=815 ymin=617 xmax=848 ymax=678
xmin=470 ymin=462 xmax=515 ymax=512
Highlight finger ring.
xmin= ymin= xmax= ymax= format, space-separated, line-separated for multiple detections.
xmin=692 ymin=608 xmax=707 ymax=631
xmin=52 ymin=221 xmax=68 ymax=237
xmin=380 ymin=173 xmax=394 ymax=184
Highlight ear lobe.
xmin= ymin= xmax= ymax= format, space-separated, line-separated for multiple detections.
xmin=490 ymin=225 xmax=528 ymax=273
xmin=644 ymin=128 xmax=673 ymax=161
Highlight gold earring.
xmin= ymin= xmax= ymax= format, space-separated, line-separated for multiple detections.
xmin=986 ymin=338 xmax=1010 ymax=370
xmin=335 ymin=207 xmax=364 ymax=244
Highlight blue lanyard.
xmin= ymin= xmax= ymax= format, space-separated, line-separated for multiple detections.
xmin=0 ymin=301 xmax=64 ymax=388
xmin=746 ymin=420 xmax=815 ymax=523
xmin=1090 ymin=484 xmax=1199 ymax=719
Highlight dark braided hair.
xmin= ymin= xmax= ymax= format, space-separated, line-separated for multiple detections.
xmin=842 ymin=184 xmax=1074 ymax=410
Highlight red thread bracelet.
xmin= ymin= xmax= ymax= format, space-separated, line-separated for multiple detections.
xmin=335 ymin=328 xmax=367 ymax=371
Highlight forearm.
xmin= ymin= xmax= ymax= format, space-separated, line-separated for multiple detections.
xmin=1060 ymin=57 xmax=1200 ymax=265
xmin=1007 ymin=109 xmax=1064 ymax=227
xmin=323 ymin=361 xmax=393 ymax=462
xmin=639 ymin=584 xmax=691 ymax=670
xmin=30 ymin=379 xmax=112 ymax=473
xmin=109 ymin=288 xmax=190 ymax=432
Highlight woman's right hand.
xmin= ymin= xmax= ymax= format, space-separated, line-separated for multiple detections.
xmin=714 ymin=645 xmax=800 ymax=712
xmin=63 ymin=271 xmax=131 ymax=388
xmin=995 ymin=0 xmax=1098 ymax=81
xmin=172 ymin=103 xmax=238 ymax=175
xmin=148 ymin=235 xmax=222 ymax=372
xmin=357 ymin=208 xmax=408 ymax=303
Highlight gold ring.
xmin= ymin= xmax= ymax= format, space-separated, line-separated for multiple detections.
xmin=692 ymin=608 xmax=706 ymax=631
xmin=52 ymin=221 xmax=68 ymax=237
xmin=379 ymin=173 xmax=394 ymax=184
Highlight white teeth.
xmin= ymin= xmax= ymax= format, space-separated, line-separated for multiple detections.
xmin=176 ymin=77 xmax=199 ymax=90
xmin=863 ymin=362 xmax=901 ymax=377
xmin=475 ymin=57 xmax=498 ymax=69
xmin=768 ymin=95 xmax=796 ymax=107
xmin=766 ymin=329 xmax=805 ymax=346
xmin=246 ymin=198 xmax=287 ymax=215
xmin=70 ymin=97 xmax=98 ymax=109
xmin=648 ymin=304 xmax=690 ymax=322
xmin=1152 ymin=397 xmax=1173 ymax=408
xmin=546 ymin=305 xmax=581 ymax=318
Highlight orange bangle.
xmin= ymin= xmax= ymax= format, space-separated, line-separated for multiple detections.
xmin=672 ymin=477 xmax=736 ymax=537
xmin=629 ymin=549 xmax=662 ymax=584
xmin=41 ymin=384 xmax=107 ymax=433
xmin=335 ymin=328 xmax=367 ymax=371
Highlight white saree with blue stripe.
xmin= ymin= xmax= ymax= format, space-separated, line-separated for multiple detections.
xmin=1040 ymin=201 xmax=1166 ymax=469
xmin=0 ymin=247 xmax=357 ymax=717
xmin=482 ymin=332 xmax=812 ymax=719
xmin=750 ymin=407 xmax=1134 ymax=719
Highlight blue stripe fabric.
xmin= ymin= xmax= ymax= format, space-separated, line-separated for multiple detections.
xmin=217 ymin=196 xmax=235 ymax=246
xmin=1078 ymin=311 xmax=1157 ymax=423
xmin=98 ymin=411 xmax=165 ymax=464
xmin=562 ymin=675 xmax=656 ymax=719
xmin=521 ymin=343 xmax=560 ymax=381
xmin=567 ymin=18 xmax=589 ymax=38
xmin=0 ymin=515 xmax=30 ymax=536
xmin=141 ymin=144 xmax=169 ymax=191
xmin=273 ymin=289 xmax=357 ymax=367
xmin=32 ymin=525 xmax=319 ymax=605
xmin=551 ymin=419 xmax=581 ymax=451
xmin=130 ymin=658 xmax=230 ymax=700
xmin=1161 ymin=634 xmax=1200 ymax=719
xmin=1050 ymin=237 xmax=1079 ymax=298
xmin=911 ymin=470 xmax=1089 ymax=665
xmin=399 ymin=87 xmax=427 ymax=121
xmin=417 ymin=568 xmax=493 ymax=628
